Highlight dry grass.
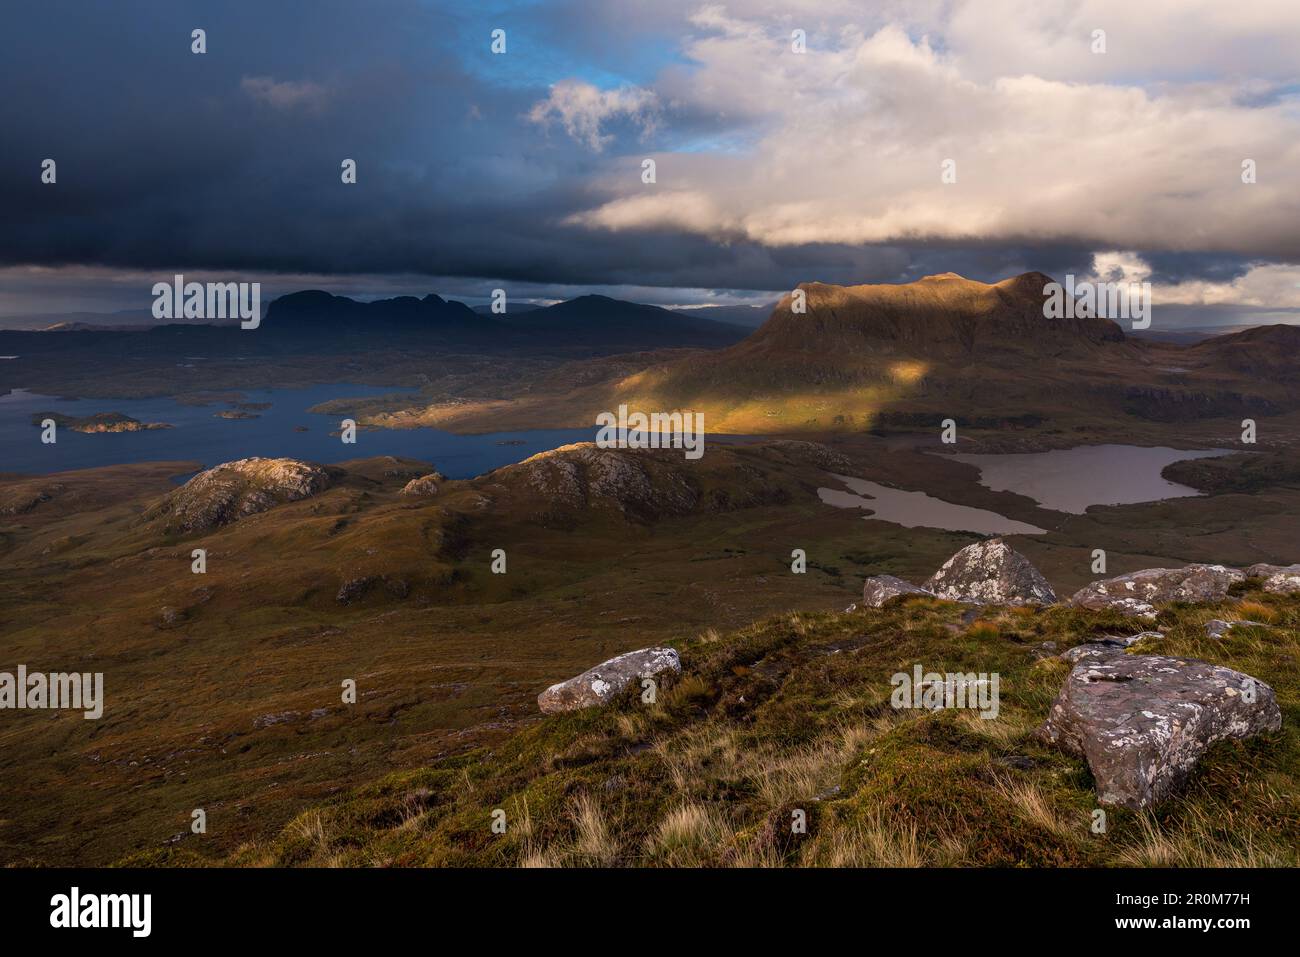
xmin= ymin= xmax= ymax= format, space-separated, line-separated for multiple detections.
xmin=1234 ymin=599 xmax=1280 ymax=624
xmin=817 ymin=810 xmax=924 ymax=867
xmin=751 ymin=722 xmax=874 ymax=807
xmin=1114 ymin=811 xmax=1290 ymax=868
xmin=644 ymin=803 xmax=735 ymax=867
xmin=992 ymin=776 xmax=1081 ymax=844
xmin=568 ymin=793 xmax=620 ymax=867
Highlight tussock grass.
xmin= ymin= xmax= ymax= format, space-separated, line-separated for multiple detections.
xmin=189 ymin=590 xmax=1300 ymax=869
xmin=644 ymin=804 xmax=735 ymax=867
xmin=1235 ymin=599 xmax=1280 ymax=624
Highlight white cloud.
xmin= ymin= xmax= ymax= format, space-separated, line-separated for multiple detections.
xmin=560 ymin=3 xmax=1300 ymax=304
xmin=527 ymin=79 xmax=659 ymax=151
xmin=1155 ymin=263 xmax=1300 ymax=309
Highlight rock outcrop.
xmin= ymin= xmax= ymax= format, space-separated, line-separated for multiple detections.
xmin=144 ymin=457 xmax=332 ymax=534
xmin=1245 ymin=563 xmax=1300 ymax=595
xmin=1038 ymin=654 xmax=1281 ymax=808
xmin=1204 ymin=618 xmax=1268 ymax=639
xmin=499 ymin=444 xmax=699 ymax=520
xmin=861 ymin=575 xmax=934 ymax=608
xmin=1068 ymin=564 xmax=1245 ymax=619
xmin=400 ymin=473 xmax=443 ymax=497
xmin=1058 ymin=631 xmax=1157 ymax=663
xmin=922 ymin=538 xmax=1057 ymax=605
xmin=538 ymin=647 xmax=681 ymax=714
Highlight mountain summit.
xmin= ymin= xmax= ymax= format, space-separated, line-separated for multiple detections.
xmin=742 ymin=272 xmax=1125 ymax=359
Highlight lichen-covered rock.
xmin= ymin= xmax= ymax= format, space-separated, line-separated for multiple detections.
xmin=861 ymin=575 xmax=934 ymax=608
xmin=922 ymin=538 xmax=1057 ymax=605
xmin=1057 ymin=631 xmax=1154 ymax=664
xmin=1205 ymin=618 xmax=1267 ymax=639
xmin=400 ymin=473 xmax=442 ymax=497
xmin=538 ymin=647 xmax=681 ymax=713
xmin=503 ymin=444 xmax=698 ymax=519
xmin=144 ymin=457 xmax=332 ymax=534
xmin=1068 ymin=564 xmax=1245 ymax=619
xmin=1038 ymin=654 xmax=1281 ymax=808
xmin=1245 ymin=563 xmax=1300 ymax=595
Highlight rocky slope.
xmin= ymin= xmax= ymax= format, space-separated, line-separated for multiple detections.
xmin=131 ymin=539 xmax=1296 ymax=869
xmin=143 ymin=456 xmax=334 ymax=534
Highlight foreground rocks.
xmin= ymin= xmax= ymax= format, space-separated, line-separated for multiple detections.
xmin=1058 ymin=631 xmax=1158 ymax=664
xmin=1068 ymin=564 xmax=1245 ymax=619
xmin=538 ymin=647 xmax=681 ymax=713
xmin=922 ymin=539 xmax=1057 ymax=605
xmin=144 ymin=457 xmax=333 ymax=534
xmin=862 ymin=575 xmax=934 ymax=607
xmin=1246 ymin=563 xmax=1300 ymax=595
xmin=1205 ymin=618 xmax=1268 ymax=639
xmin=1038 ymin=654 xmax=1281 ymax=808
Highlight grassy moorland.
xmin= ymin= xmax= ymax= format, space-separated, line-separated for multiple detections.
xmin=4 ymin=430 xmax=1299 ymax=866
xmin=147 ymin=588 xmax=1300 ymax=868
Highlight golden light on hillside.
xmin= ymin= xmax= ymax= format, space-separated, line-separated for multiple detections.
xmin=889 ymin=360 xmax=930 ymax=384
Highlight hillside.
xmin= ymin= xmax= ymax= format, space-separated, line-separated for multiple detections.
xmin=7 ymin=429 xmax=1300 ymax=866
xmin=141 ymin=565 xmax=1299 ymax=868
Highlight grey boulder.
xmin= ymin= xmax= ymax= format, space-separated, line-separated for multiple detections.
xmin=1068 ymin=564 xmax=1245 ymax=619
xmin=922 ymin=538 xmax=1057 ymax=605
xmin=861 ymin=575 xmax=934 ymax=608
xmin=1038 ymin=654 xmax=1281 ymax=808
xmin=1205 ymin=619 xmax=1268 ymax=639
xmin=538 ymin=647 xmax=681 ymax=714
xmin=1245 ymin=563 xmax=1300 ymax=595
xmin=1058 ymin=632 xmax=1156 ymax=664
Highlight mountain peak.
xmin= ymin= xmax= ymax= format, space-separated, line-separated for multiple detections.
xmin=747 ymin=271 xmax=1124 ymax=357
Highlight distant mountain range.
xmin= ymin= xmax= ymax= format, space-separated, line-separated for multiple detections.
xmin=385 ymin=271 xmax=1300 ymax=436
xmin=0 ymin=290 xmax=749 ymax=363
xmin=263 ymin=291 xmax=747 ymax=352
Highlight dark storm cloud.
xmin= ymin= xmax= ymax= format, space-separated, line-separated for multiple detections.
xmin=0 ymin=0 xmax=1281 ymax=306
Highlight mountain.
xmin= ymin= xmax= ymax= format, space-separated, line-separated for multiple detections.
xmin=667 ymin=303 xmax=776 ymax=328
xmin=389 ymin=272 xmax=1299 ymax=436
xmin=263 ymin=290 xmax=488 ymax=337
xmin=740 ymin=272 xmax=1125 ymax=357
xmin=505 ymin=295 xmax=749 ymax=351
xmin=1187 ymin=324 xmax=1300 ymax=381
xmin=259 ymin=291 xmax=747 ymax=352
xmin=472 ymin=302 xmax=543 ymax=316
xmin=0 ymin=308 xmax=160 ymax=331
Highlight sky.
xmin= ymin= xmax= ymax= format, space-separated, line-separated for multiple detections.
xmin=2 ymin=0 xmax=1299 ymax=325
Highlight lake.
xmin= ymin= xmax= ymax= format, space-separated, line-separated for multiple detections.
xmin=947 ymin=444 xmax=1232 ymax=514
xmin=818 ymin=474 xmax=1048 ymax=535
xmin=0 ymin=385 xmax=601 ymax=479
